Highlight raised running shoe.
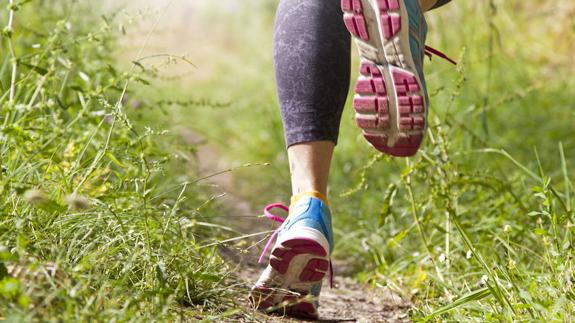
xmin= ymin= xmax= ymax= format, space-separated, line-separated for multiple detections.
xmin=342 ymin=0 xmax=455 ymax=156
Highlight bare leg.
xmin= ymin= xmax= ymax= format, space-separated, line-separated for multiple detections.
xmin=274 ymin=0 xmax=350 ymax=199
xmin=288 ymin=141 xmax=335 ymax=197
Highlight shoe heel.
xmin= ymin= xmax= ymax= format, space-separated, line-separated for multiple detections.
xmin=270 ymin=238 xmax=329 ymax=283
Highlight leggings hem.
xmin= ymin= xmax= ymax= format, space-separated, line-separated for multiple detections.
xmin=285 ymin=131 xmax=339 ymax=148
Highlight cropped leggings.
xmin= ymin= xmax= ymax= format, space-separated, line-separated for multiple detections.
xmin=274 ymin=0 xmax=452 ymax=147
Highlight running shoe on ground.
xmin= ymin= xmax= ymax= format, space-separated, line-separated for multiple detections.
xmin=249 ymin=192 xmax=333 ymax=320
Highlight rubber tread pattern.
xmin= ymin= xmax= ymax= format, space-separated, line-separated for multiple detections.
xmin=250 ymin=238 xmax=328 ymax=320
xmin=342 ymin=0 xmax=427 ymax=157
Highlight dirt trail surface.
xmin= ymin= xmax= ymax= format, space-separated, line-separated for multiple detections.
xmin=185 ymin=130 xmax=411 ymax=322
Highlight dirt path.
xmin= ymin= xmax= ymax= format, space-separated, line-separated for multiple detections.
xmin=184 ymin=130 xmax=411 ymax=322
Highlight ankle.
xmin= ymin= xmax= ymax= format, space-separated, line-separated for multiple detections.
xmin=292 ymin=186 xmax=328 ymax=198
xmin=291 ymin=191 xmax=330 ymax=207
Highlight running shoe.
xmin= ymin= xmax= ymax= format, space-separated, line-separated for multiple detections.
xmin=341 ymin=0 xmax=455 ymax=157
xmin=249 ymin=192 xmax=333 ymax=320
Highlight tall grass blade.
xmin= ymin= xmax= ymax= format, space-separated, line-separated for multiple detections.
xmin=559 ymin=142 xmax=572 ymax=213
xmin=425 ymin=287 xmax=491 ymax=319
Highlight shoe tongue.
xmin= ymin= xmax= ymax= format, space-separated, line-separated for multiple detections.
xmin=290 ymin=191 xmax=330 ymax=207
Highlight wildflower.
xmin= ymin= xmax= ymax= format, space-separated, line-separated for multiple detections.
xmin=65 ymin=194 xmax=91 ymax=210
xmin=479 ymin=275 xmax=489 ymax=287
xmin=504 ymin=225 xmax=512 ymax=233
xmin=439 ymin=253 xmax=446 ymax=263
xmin=23 ymin=189 xmax=49 ymax=206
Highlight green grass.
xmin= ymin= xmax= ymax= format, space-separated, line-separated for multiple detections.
xmin=0 ymin=1 xmax=238 ymax=321
xmin=2 ymin=0 xmax=574 ymax=321
xmin=147 ymin=0 xmax=575 ymax=321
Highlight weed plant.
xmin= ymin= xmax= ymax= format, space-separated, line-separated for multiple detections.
xmin=0 ymin=1 xmax=233 ymax=321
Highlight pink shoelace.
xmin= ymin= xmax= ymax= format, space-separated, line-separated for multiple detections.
xmin=424 ymin=45 xmax=457 ymax=65
xmin=259 ymin=203 xmax=334 ymax=288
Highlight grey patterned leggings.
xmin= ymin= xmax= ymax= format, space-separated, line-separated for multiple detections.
xmin=274 ymin=0 xmax=452 ymax=147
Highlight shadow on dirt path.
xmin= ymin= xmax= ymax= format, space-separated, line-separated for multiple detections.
xmin=183 ymin=129 xmax=411 ymax=322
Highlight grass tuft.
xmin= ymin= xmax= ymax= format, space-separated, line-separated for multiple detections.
xmin=0 ymin=2 xmax=234 ymax=320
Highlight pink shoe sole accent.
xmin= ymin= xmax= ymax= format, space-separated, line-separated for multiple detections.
xmin=250 ymin=287 xmax=319 ymax=320
xmin=285 ymin=298 xmax=319 ymax=320
xmin=341 ymin=0 xmax=369 ymax=41
xmin=249 ymin=286 xmax=276 ymax=310
xmin=250 ymin=238 xmax=327 ymax=320
xmin=354 ymin=62 xmax=426 ymax=157
xmin=342 ymin=0 xmax=401 ymax=41
xmin=343 ymin=1 xmax=427 ymax=157
xmin=269 ymin=238 xmax=327 ymax=276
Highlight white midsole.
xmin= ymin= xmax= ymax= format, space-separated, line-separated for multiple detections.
xmin=274 ymin=226 xmax=330 ymax=254
xmin=253 ymin=227 xmax=330 ymax=304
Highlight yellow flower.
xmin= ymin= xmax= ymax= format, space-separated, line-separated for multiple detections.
xmin=63 ymin=141 xmax=76 ymax=159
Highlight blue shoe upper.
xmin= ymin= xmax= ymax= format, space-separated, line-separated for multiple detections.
xmin=278 ymin=196 xmax=334 ymax=253
xmin=278 ymin=195 xmax=333 ymax=300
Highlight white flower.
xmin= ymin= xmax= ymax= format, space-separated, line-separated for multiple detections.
xmin=65 ymin=194 xmax=91 ymax=210
xmin=479 ymin=275 xmax=489 ymax=286
xmin=439 ymin=253 xmax=446 ymax=263
xmin=23 ymin=189 xmax=49 ymax=205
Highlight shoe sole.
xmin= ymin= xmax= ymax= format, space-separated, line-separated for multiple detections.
xmin=250 ymin=230 xmax=330 ymax=320
xmin=342 ymin=0 xmax=427 ymax=157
